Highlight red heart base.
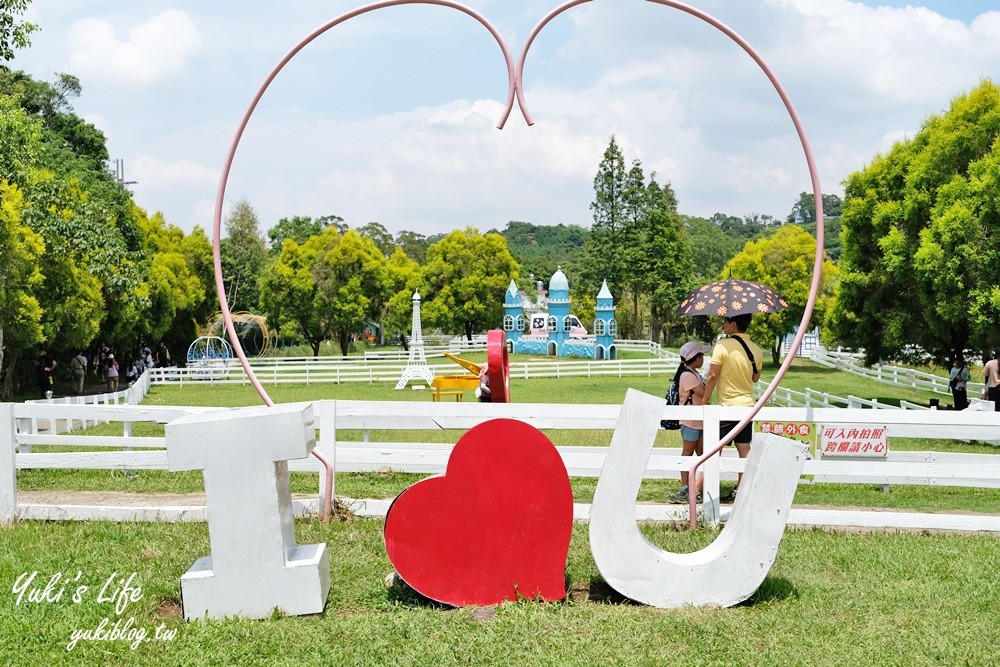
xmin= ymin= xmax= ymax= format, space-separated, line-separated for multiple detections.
xmin=383 ymin=418 xmax=573 ymax=606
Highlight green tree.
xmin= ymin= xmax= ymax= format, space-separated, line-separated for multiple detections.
xmin=725 ymin=225 xmax=838 ymax=365
xmin=0 ymin=0 xmax=37 ymax=63
xmin=394 ymin=229 xmax=429 ymax=264
xmin=260 ymin=228 xmax=388 ymax=356
xmin=582 ymin=136 xmax=628 ymax=297
xmin=220 ymin=199 xmax=266 ymax=312
xmin=266 ymin=214 xmax=339 ymax=253
xmin=641 ymin=180 xmax=693 ymax=344
xmin=787 ymin=191 xmax=843 ymax=224
xmin=0 ymin=93 xmax=40 ymax=182
xmin=827 ymin=81 xmax=1000 ymax=362
xmin=137 ymin=209 xmax=212 ymax=353
xmin=382 ymin=247 xmax=422 ymax=341
xmin=682 ymin=215 xmax=742 ymax=279
xmin=0 ymin=180 xmax=43 ymax=399
xmin=421 ymin=228 xmax=519 ymax=340
xmin=357 ymin=221 xmax=394 ymax=257
xmin=0 ymin=71 xmax=148 ymax=394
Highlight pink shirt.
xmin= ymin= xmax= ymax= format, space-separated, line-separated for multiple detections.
xmin=679 ymin=370 xmax=705 ymax=430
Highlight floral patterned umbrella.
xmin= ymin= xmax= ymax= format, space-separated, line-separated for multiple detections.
xmin=675 ymin=279 xmax=788 ymax=317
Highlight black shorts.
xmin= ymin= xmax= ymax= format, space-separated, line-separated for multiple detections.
xmin=720 ymin=420 xmax=753 ymax=445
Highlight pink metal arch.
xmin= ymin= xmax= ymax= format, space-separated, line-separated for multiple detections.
xmin=212 ymin=1 xmax=521 ymax=521
xmin=516 ymin=0 xmax=825 ymax=526
xmin=214 ymin=0 xmax=824 ymax=528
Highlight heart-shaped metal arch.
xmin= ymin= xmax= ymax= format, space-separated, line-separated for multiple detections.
xmin=211 ymin=0 xmax=825 ymax=526
xmin=516 ymin=0 xmax=826 ymax=526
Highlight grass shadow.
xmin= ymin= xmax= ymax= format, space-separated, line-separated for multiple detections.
xmin=742 ymin=576 xmax=799 ymax=606
xmin=579 ymin=575 xmax=642 ymax=606
xmin=384 ymin=573 xmax=451 ymax=610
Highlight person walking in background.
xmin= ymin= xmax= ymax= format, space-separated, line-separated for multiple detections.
xmin=105 ymin=354 xmax=119 ymax=393
xmin=702 ymin=313 xmax=763 ymax=503
xmin=96 ymin=342 xmax=110 ymax=378
xmin=949 ymin=355 xmax=971 ymax=411
xmin=669 ymin=341 xmax=713 ymax=504
xmin=37 ymin=351 xmax=57 ymax=399
xmin=70 ymin=350 xmax=88 ymax=395
xmin=155 ymin=341 xmax=171 ymax=368
xmin=125 ymin=358 xmax=140 ymax=386
xmin=985 ymin=350 xmax=1000 ymax=412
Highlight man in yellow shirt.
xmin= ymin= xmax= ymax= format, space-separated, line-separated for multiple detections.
xmin=702 ymin=313 xmax=763 ymax=502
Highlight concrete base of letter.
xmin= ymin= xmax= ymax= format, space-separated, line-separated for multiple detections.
xmin=180 ymin=543 xmax=330 ymax=619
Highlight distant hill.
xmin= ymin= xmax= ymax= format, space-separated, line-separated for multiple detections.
xmin=496 ymin=221 xmax=590 ymax=286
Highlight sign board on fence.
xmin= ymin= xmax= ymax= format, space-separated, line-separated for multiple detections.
xmin=756 ymin=421 xmax=817 ymax=451
xmin=818 ymin=424 xmax=888 ymax=458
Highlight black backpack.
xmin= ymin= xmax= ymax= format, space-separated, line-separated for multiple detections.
xmin=660 ymin=368 xmax=695 ymax=430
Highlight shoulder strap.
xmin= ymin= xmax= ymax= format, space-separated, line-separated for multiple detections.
xmin=730 ymin=335 xmax=759 ymax=377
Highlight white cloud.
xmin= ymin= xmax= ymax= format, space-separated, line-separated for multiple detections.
xmin=67 ymin=10 xmax=202 ymax=86
xmin=132 ymin=154 xmax=217 ymax=188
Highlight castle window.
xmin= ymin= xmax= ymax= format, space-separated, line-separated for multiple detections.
xmin=547 ymin=316 xmax=557 ymax=332
xmin=516 ymin=314 xmax=525 ymax=331
xmin=503 ymin=315 xmax=514 ymax=332
xmin=594 ymin=319 xmax=606 ymax=336
xmin=563 ymin=316 xmax=571 ymax=333
xmin=609 ymin=318 xmax=618 ymax=337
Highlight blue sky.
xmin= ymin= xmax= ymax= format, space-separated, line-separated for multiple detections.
xmin=13 ymin=1 xmax=1000 ymax=237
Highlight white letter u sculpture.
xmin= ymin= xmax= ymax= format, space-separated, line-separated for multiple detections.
xmin=589 ymin=389 xmax=808 ymax=608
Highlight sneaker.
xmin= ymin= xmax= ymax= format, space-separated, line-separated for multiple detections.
xmin=669 ymin=486 xmax=689 ymax=504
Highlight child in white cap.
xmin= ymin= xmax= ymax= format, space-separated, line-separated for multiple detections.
xmin=669 ymin=341 xmax=713 ymax=503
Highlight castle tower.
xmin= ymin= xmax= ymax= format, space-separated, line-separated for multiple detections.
xmin=595 ymin=280 xmax=617 ymax=360
xmin=503 ymin=280 xmax=524 ymax=348
xmin=546 ymin=267 xmax=571 ymax=356
xmin=395 ymin=291 xmax=436 ymax=389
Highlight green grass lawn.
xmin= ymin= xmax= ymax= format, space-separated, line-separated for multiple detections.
xmin=1 ymin=519 xmax=998 ymax=666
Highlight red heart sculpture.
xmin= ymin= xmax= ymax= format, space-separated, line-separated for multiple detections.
xmin=384 ymin=418 xmax=573 ymax=606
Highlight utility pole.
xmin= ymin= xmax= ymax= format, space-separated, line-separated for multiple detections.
xmin=113 ymin=158 xmax=138 ymax=187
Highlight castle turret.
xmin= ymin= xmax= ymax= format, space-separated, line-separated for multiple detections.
xmin=594 ymin=280 xmax=617 ymax=360
xmin=503 ymin=279 xmax=524 ymax=346
xmin=546 ymin=267 xmax=571 ymax=356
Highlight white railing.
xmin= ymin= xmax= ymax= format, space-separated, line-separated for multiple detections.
xmin=147 ymin=356 xmax=678 ymax=386
xmin=3 ymin=399 xmax=999 ymax=531
xmin=811 ymin=348 xmax=987 ymax=397
xmin=19 ymin=371 xmax=153 ymax=436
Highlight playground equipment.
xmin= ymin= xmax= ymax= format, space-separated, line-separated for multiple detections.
xmin=205 ymin=311 xmax=275 ymax=357
xmin=186 ymin=336 xmax=234 ymax=380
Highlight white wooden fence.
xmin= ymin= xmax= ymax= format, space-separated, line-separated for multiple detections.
xmin=147 ymin=356 xmax=679 ymax=386
xmin=19 ymin=371 xmax=153 ymax=437
xmin=811 ymin=348 xmax=988 ymax=396
xmin=3 ymin=399 xmax=999 ymax=532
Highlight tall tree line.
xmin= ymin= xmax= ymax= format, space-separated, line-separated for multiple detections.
xmin=579 ymin=136 xmax=693 ymax=343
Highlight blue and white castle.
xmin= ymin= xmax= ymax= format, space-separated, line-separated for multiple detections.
xmin=502 ymin=267 xmax=617 ymax=360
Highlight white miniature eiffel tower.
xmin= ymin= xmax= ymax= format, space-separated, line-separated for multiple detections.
xmin=395 ymin=290 xmax=436 ymax=389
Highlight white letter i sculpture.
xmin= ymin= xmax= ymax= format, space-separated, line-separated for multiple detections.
xmin=165 ymin=403 xmax=330 ymax=619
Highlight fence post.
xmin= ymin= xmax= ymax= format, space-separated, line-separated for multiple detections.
xmin=701 ymin=405 xmax=721 ymax=529
xmin=1 ymin=404 xmax=16 ymax=525
xmin=317 ymin=400 xmax=336 ymax=506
